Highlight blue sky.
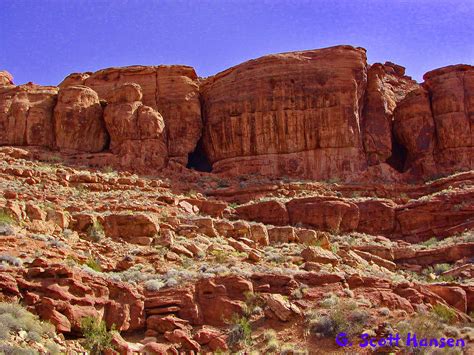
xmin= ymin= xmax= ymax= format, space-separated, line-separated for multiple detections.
xmin=1 ymin=0 xmax=473 ymax=85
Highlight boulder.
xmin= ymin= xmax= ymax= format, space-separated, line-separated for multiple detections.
xmin=234 ymin=200 xmax=289 ymax=225
xmin=356 ymin=199 xmax=396 ymax=234
xmin=103 ymin=213 xmax=159 ymax=245
xmin=287 ymin=196 xmax=359 ymax=232
xmin=0 ymin=70 xmax=14 ymax=86
xmin=301 ymin=246 xmax=339 ymax=266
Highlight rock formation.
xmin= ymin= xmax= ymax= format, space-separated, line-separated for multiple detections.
xmin=60 ymin=65 xmax=201 ymax=165
xmin=0 ymin=83 xmax=57 ymax=148
xmin=103 ymin=83 xmax=168 ymax=171
xmin=0 ymin=45 xmax=473 ymax=182
xmin=54 ymin=85 xmax=108 ymax=153
xmin=201 ymin=45 xmax=369 ymax=180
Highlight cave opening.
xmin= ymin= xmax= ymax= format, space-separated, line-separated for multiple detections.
xmin=186 ymin=138 xmax=212 ymax=172
xmin=386 ymin=133 xmax=408 ymax=173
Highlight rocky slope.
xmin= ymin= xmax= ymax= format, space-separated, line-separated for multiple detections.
xmin=0 ymin=46 xmax=473 ymax=353
xmin=0 ymin=146 xmax=473 ymax=353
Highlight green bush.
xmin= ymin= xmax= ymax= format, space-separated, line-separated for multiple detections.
xmin=80 ymin=316 xmax=115 ymax=355
xmin=431 ymin=304 xmax=457 ymax=324
xmin=0 ymin=211 xmax=15 ymax=225
xmin=85 ymin=256 xmax=102 ymax=272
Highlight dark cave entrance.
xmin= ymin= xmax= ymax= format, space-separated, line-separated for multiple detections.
xmin=186 ymin=138 xmax=212 ymax=172
xmin=386 ymin=133 xmax=408 ymax=173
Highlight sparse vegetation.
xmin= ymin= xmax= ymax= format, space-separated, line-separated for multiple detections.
xmin=87 ymin=221 xmax=104 ymax=242
xmin=0 ymin=302 xmax=56 ymax=345
xmin=85 ymin=256 xmax=102 ymax=272
xmin=306 ymin=298 xmax=370 ymax=338
xmin=0 ymin=211 xmax=15 ymax=225
xmin=0 ymin=254 xmax=22 ymax=267
xmin=243 ymin=291 xmax=264 ymax=316
xmin=80 ymin=316 xmax=115 ymax=355
xmin=396 ymin=312 xmax=445 ymax=350
xmin=431 ymin=304 xmax=457 ymax=324
xmin=144 ymin=279 xmax=165 ymax=292
xmin=227 ymin=314 xmax=252 ymax=348
xmin=263 ymin=329 xmax=279 ymax=351
xmin=421 ymin=237 xmax=438 ymax=248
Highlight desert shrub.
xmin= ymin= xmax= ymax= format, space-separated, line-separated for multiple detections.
xmin=396 ymin=312 xmax=448 ymax=353
xmin=87 ymin=221 xmax=105 ymax=242
xmin=421 ymin=237 xmax=438 ymax=248
xmin=62 ymin=229 xmax=75 ymax=238
xmin=44 ymin=340 xmax=61 ymax=354
xmin=227 ymin=315 xmax=252 ymax=348
xmin=217 ymin=179 xmax=230 ymax=188
xmin=319 ymin=294 xmax=339 ymax=308
xmin=102 ymin=165 xmax=115 ymax=174
xmin=307 ymin=298 xmax=370 ymax=338
xmin=144 ymin=279 xmax=165 ymax=292
xmin=263 ymin=329 xmax=279 ymax=351
xmin=0 ymin=302 xmax=55 ymax=344
xmin=0 ymin=254 xmax=22 ymax=267
xmin=378 ymin=307 xmax=390 ymax=316
xmin=280 ymin=344 xmax=308 ymax=355
xmin=87 ymin=221 xmax=104 ymax=242
xmin=433 ymin=263 xmax=451 ymax=275
xmin=48 ymin=239 xmax=68 ymax=249
xmin=85 ymin=256 xmax=102 ymax=272
xmin=80 ymin=316 xmax=115 ymax=355
xmin=431 ymin=304 xmax=457 ymax=324
xmin=0 ymin=322 xmax=9 ymax=340
xmin=243 ymin=291 xmax=264 ymax=316
xmin=0 ymin=211 xmax=15 ymax=225
xmin=212 ymin=249 xmax=230 ymax=264
xmin=0 ymin=345 xmax=37 ymax=355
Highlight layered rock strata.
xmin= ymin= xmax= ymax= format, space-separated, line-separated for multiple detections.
xmin=0 ymin=46 xmax=473 ymax=181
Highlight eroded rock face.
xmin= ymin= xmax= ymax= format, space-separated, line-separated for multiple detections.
xmin=0 ymin=47 xmax=473 ymax=182
xmin=201 ymin=45 xmax=369 ymax=180
xmin=5 ymin=262 xmax=145 ymax=333
xmin=393 ymin=88 xmax=436 ymax=175
xmin=54 ymin=85 xmax=108 ymax=153
xmin=60 ymin=65 xmax=201 ymax=164
xmin=0 ymin=70 xmax=14 ymax=86
xmin=394 ymin=64 xmax=474 ymax=177
xmin=0 ymin=84 xmax=57 ymax=148
xmin=425 ymin=65 xmax=474 ymax=173
xmin=361 ymin=62 xmax=419 ymax=167
xmin=103 ymin=83 xmax=168 ymax=171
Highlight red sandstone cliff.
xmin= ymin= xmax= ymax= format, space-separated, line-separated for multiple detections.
xmin=0 ymin=46 xmax=472 ymax=181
